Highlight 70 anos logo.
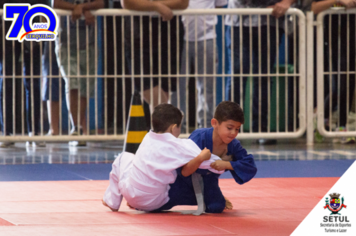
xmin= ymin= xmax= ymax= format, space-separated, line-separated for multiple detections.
xmin=3 ymin=4 xmax=58 ymax=42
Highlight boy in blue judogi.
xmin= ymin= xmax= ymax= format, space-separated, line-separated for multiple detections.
xmin=156 ymin=101 xmax=257 ymax=213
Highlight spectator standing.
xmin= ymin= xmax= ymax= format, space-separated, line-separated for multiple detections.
xmin=54 ymin=0 xmax=104 ymax=146
xmin=122 ymin=0 xmax=186 ymax=117
xmin=174 ymin=0 xmax=227 ymax=132
xmin=225 ymin=0 xmax=296 ymax=144
xmin=42 ymin=0 xmax=65 ymax=137
xmin=0 ymin=0 xmax=47 ymax=148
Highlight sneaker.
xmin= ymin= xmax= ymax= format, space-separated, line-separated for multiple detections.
xmin=0 ymin=142 xmax=15 ymax=148
xmin=256 ymin=139 xmax=277 ymax=145
xmin=69 ymin=128 xmax=86 ymax=147
xmin=27 ymin=132 xmax=46 ymax=148
xmin=341 ymin=137 xmax=356 ymax=144
xmin=332 ymin=127 xmax=355 ymax=144
xmin=69 ymin=140 xmax=87 ymax=147
xmin=26 ymin=141 xmax=46 ymax=148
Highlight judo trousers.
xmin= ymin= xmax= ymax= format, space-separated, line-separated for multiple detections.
xmin=155 ymin=170 xmax=226 ymax=213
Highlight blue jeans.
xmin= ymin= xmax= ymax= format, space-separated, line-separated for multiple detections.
xmin=226 ymin=26 xmax=283 ymax=132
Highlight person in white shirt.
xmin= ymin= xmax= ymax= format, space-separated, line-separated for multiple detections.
xmin=174 ymin=0 xmax=227 ymax=132
xmin=102 ymin=103 xmax=224 ymax=212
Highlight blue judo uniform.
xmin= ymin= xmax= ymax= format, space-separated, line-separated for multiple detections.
xmin=156 ymin=128 xmax=257 ymax=213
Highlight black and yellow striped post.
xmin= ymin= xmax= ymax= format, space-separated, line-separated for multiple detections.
xmin=123 ymin=92 xmax=148 ymax=154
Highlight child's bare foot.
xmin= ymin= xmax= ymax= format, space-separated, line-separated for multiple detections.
xmin=126 ymin=201 xmax=135 ymax=209
xmin=224 ymin=197 xmax=233 ymax=210
xmin=102 ymin=199 xmax=118 ymax=212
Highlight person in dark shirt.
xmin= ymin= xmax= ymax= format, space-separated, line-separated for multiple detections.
xmin=225 ymin=0 xmax=296 ymax=145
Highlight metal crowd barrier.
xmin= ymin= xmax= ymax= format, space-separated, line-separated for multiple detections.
xmin=0 ymin=8 xmax=306 ymax=142
xmin=315 ymin=9 xmax=356 ymax=141
xmin=220 ymin=8 xmax=306 ymax=139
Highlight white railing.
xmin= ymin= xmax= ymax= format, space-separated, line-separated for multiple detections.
xmin=315 ymin=9 xmax=356 ymax=139
xmin=1 ymin=8 xmax=306 ymax=142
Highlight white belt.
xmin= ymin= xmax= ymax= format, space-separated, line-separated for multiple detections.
xmin=192 ymin=173 xmax=205 ymax=215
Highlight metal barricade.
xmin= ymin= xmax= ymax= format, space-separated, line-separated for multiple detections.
xmin=316 ymin=9 xmax=356 ymax=141
xmin=0 ymin=8 xmax=306 ymax=143
xmin=219 ymin=9 xmax=306 ymax=140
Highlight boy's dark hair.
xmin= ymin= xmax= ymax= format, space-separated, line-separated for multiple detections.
xmin=214 ymin=101 xmax=244 ymax=124
xmin=152 ymin=104 xmax=183 ymax=133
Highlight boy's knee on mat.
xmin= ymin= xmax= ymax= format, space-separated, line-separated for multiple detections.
xmin=205 ymin=201 xmax=225 ymax=213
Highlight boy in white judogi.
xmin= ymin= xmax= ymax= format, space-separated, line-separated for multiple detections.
xmin=103 ymin=104 xmax=224 ymax=212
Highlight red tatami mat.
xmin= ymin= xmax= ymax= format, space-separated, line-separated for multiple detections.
xmin=0 ymin=177 xmax=338 ymax=236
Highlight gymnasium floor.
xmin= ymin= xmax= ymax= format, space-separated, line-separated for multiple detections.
xmin=0 ymin=139 xmax=355 ymax=236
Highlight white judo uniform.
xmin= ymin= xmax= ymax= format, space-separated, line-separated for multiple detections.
xmin=103 ymin=131 xmax=224 ymax=211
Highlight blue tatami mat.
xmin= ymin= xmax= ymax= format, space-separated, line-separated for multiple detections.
xmin=0 ymin=164 xmax=112 ymax=181
xmin=0 ymin=159 xmax=354 ymax=181
xmin=221 ymin=159 xmax=355 ymax=179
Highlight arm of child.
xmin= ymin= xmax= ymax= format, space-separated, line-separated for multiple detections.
xmin=210 ymin=149 xmax=233 ymax=171
xmin=213 ymin=141 xmax=257 ymax=184
xmin=175 ymin=139 xmax=224 ymax=175
xmin=181 ymin=148 xmax=211 ymax=177
xmin=102 ymin=153 xmax=130 ymax=211
xmin=210 ymin=160 xmax=233 ymax=171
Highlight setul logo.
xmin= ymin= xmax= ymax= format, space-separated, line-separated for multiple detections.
xmin=321 ymin=193 xmax=351 ymax=233
xmin=324 ymin=192 xmax=347 ymax=215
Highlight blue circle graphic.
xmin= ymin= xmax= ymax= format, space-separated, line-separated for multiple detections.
xmin=23 ymin=6 xmax=57 ymax=33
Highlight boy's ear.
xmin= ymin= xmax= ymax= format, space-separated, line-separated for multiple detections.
xmin=211 ymin=118 xmax=218 ymax=128
xmin=171 ymin=124 xmax=177 ymax=132
xmin=165 ymin=124 xmax=177 ymax=134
